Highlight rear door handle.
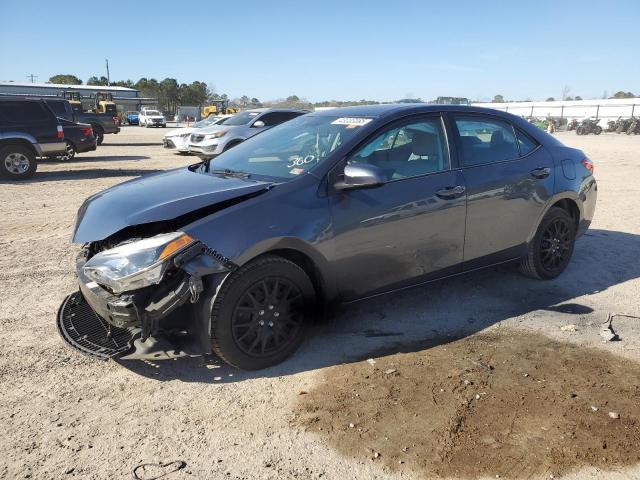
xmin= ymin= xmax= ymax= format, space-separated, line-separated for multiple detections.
xmin=530 ymin=167 xmax=551 ymax=179
xmin=435 ymin=185 xmax=466 ymax=200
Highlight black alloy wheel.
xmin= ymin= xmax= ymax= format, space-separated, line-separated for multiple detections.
xmin=210 ymin=255 xmax=315 ymax=370
xmin=231 ymin=277 xmax=304 ymax=357
xmin=539 ymin=217 xmax=573 ymax=274
xmin=520 ymin=207 xmax=576 ymax=280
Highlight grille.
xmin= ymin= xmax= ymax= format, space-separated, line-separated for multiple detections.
xmin=191 ymin=134 xmax=204 ymax=143
xmin=57 ymin=291 xmax=137 ymax=360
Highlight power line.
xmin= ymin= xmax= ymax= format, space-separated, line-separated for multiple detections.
xmin=26 ymin=74 xmax=37 ymax=83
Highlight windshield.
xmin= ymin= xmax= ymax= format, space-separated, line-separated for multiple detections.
xmin=145 ymin=110 xmax=160 ymax=116
xmin=207 ymin=115 xmax=371 ymax=181
xmin=222 ymin=111 xmax=261 ymax=126
xmin=193 ymin=116 xmax=219 ymax=128
xmin=126 ymin=111 xmax=138 ymax=115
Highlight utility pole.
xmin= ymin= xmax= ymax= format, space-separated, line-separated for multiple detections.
xmin=26 ymin=74 xmax=38 ymax=83
xmin=105 ymin=59 xmax=110 ymax=86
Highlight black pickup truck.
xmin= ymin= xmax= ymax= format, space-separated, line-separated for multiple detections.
xmin=43 ymin=99 xmax=120 ymax=145
xmin=0 ymin=98 xmax=66 ymax=180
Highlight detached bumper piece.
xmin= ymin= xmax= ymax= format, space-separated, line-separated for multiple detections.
xmin=57 ymin=291 xmax=138 ymax=360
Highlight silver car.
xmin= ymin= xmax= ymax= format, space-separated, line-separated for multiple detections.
xmin=188 ymin=108 xmax=308 ymax=159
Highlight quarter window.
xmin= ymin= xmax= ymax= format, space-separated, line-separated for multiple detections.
xmin=516 ymin=129 xmax=538 ymax=156
xmin=45 ymin=100 xmax=67 ymax=114
xmin=347 ymin=118 xmax=450 ymax=180
xmin=454 ymin=116 xmax=519 ymax=166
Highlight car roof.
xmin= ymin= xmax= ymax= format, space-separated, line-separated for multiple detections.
xmin=246 ymin=108 xmax=310 ymax=114
xmin=310 ymin=103 xmax=517 ymax=119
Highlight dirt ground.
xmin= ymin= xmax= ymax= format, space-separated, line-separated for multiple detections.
xmin=1 ymin=127 xmax=639 ymax=480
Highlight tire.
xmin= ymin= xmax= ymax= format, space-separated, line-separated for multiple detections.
xmin=93 ymin=127 xmax=104 ymax=145
xmin=519 ymin=207 xmax=576 ymax=280
xmin=0 ymin=144 xmax=37 ymax=180
xmin=58 ymin=140 xmax=76 ymax=161
xmin=210 ymin=255 xmax=316 ymax=370
xmin=594 ymin=126 xmax=602 ymax=135
xmin=576 ymin=126 xmax=584 ymax=135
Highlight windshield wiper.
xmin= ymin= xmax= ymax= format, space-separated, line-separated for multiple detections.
xmin=209 ymin=168 xmax=251 ymax=179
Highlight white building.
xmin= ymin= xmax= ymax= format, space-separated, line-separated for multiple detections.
xmin=472 ymin=98 xmax=640 ymax=120
xmin=0 ymin=82 xmax=157 ymax=112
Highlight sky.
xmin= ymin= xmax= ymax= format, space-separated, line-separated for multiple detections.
xmin=0 ymin=0 xmax=638 ymax=102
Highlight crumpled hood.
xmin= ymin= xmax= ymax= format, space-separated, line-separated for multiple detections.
xmin=72 ymin=167 xmax=271 ymax=242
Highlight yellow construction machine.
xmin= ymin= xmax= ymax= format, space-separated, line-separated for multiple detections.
xmin=201 ymin=99 xmax=238 ymax=118
xmin=94 ymin=92 xmax=117 ymax=115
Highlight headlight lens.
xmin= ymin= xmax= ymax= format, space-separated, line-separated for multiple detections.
xmin=83 ymin=232 xmax=195 ymax=293
xmin=205 ymin=130 xmax=227 ymax=139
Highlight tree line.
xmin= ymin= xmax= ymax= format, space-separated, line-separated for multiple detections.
xmin=46 ymin=74 xmax=383 ymax=113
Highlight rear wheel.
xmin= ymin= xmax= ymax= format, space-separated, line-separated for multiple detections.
xmin=0 ymin=144 xmax=37 ymax=180
xmin=594 ymin=126 xmax=602 ymax=135
xmin=58 ymin=141 xmax=76 ymax=161
xmin=576 ymin=126 xmax=584 ymax=135
xmin=519 ymin=207 xmax=576 ymax=280
xmin=210 ymin=256 xmax=315 ymax=370
xmin=93 ymin=127 xmax=104 ymax=145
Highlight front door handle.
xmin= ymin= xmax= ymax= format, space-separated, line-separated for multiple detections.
xmin=435 ymin=185 xmax=466 ymax=200
xmin=530 ymin=167 xmax=551 ymax=179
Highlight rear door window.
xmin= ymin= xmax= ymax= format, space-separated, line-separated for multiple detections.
xmin=0 ymin=101 xmax=49 ymax=123
xmin=258 ymin=112 xmax=304 ymax=127
xmin=454 ymin=116 xmax=519 ymax=166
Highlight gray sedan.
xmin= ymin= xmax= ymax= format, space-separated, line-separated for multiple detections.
xmin=59 ymin=104 xmax=597 ymax=370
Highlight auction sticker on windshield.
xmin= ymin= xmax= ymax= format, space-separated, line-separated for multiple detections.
xmin=331 ymin=117 xmax=373 ymax=127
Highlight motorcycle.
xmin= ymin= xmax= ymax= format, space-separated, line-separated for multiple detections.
xmin=616 ymin=118 xmax=631 ymax=134
xmin=626 ymin=117 xmax=640 ymax=135
xmin=567 ymin=119 xmax=578 ymax=131
xmin=576 ymin=118 xmax=602 ymax=135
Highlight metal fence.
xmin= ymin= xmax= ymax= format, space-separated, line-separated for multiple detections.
xmin=472 ymin=100 xmax=639 ymax=120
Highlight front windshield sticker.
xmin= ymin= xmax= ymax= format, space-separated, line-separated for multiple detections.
xmin=331 ymin=117 xmax=372 ymax=127
xmin=287 ymin=154 xmax=316 ymax=168
xmin=289 ymin=167 xmax=305 ymax=175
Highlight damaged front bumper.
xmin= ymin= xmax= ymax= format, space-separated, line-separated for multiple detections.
xmin=57 ymin=242 xmax=231 ymax=360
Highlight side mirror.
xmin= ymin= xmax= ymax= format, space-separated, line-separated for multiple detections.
xmin=252 ymin=120 xmax=265 ymax=128
xmin=334 ymin=163 xmax=386 ymax=190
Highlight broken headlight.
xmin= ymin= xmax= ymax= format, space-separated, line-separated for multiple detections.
xmin=83 ymin=232 xmax=195 ymax=294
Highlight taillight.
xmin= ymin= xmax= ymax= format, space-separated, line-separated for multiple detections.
xmin=580 ymin=157 xmax=594 ymax=174
xmin=113 ymin=116 xmax=120 ymax=125
xmin=81 ymin=127 xmax=93 ymax=137
xmin=56 ymin=125 xmax=64 ymax=139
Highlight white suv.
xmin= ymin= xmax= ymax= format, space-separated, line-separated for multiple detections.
xmin=139 ymin=109 xmax=166 ymax=128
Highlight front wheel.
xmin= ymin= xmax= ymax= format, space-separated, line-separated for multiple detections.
xmin=594 ymin=125 xmax=602 ymax=135
xmin=576 ymin=126 xmax=584 ymax=135
xmin=210 ymin=256 xmax=316 ymax=370
xmin=519 ymin=207 xmax=576 ymax=280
